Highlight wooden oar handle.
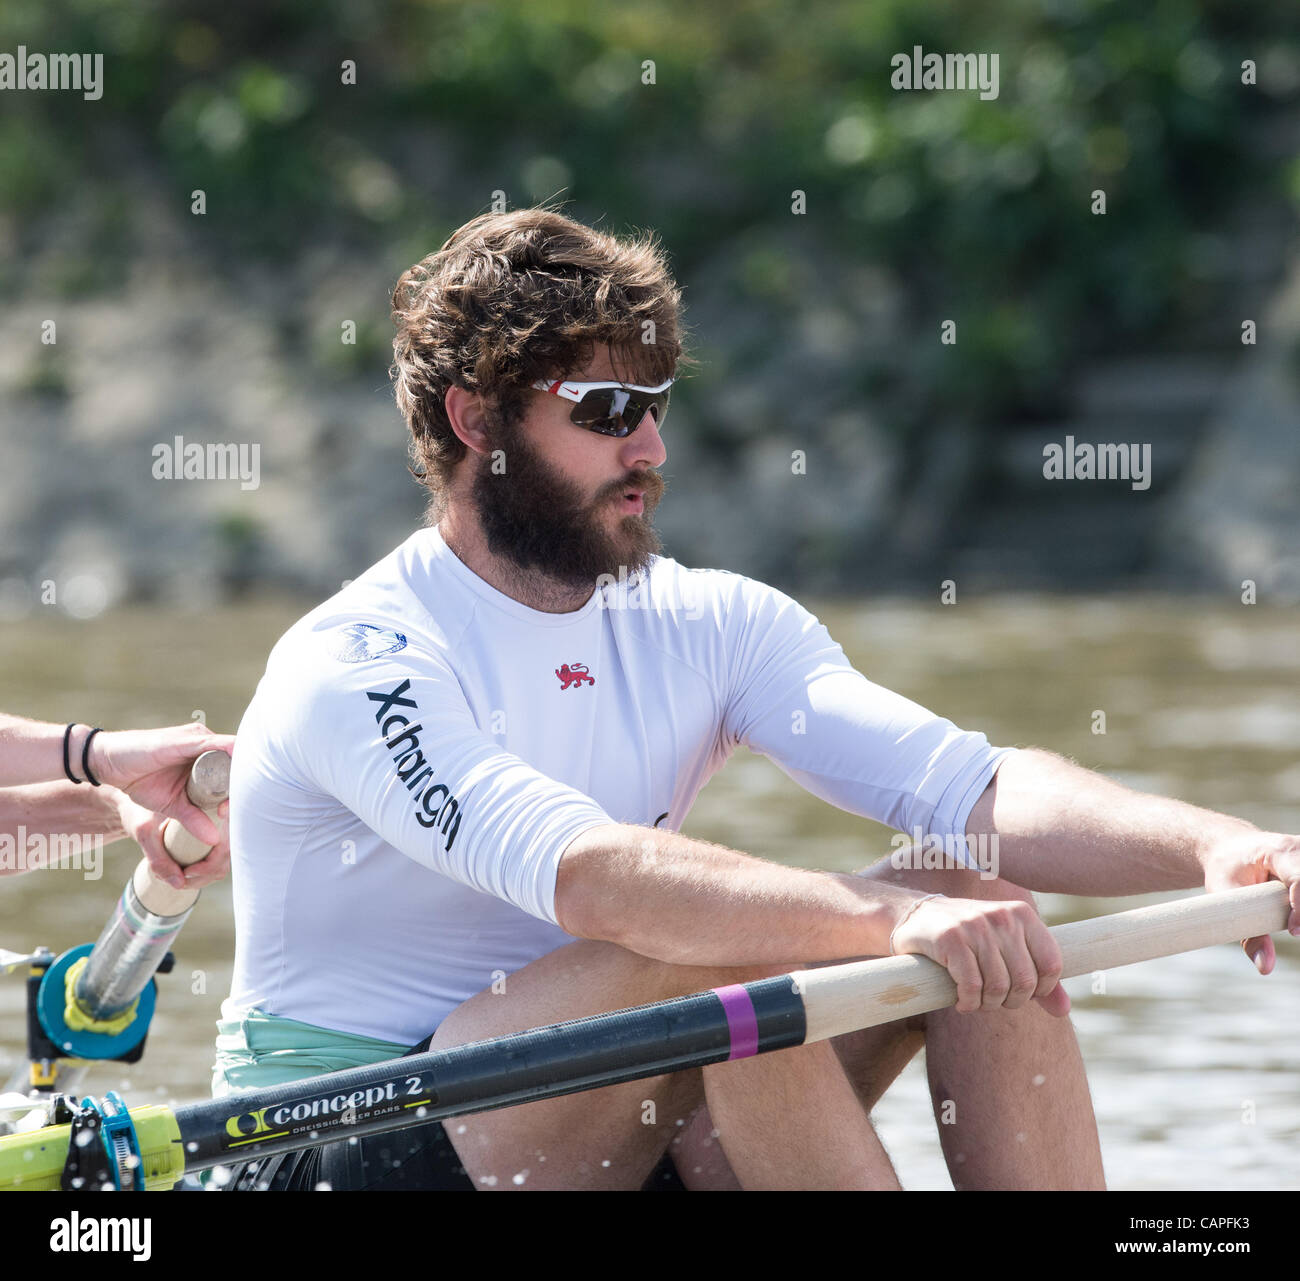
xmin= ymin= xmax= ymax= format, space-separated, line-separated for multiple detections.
xmin=1052 ymin=880 xmax=1289 ymax=975
xmin=131 ymin=750 xmax=231 ymax=917
xmin=798 ymin=881 xmax=1292 ymax=1044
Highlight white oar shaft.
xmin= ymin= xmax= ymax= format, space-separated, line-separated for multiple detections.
xmin=797 ymin=881 xmax=1291 ymax=1044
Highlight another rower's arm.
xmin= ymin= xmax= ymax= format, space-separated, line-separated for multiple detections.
xmin=0 ymin=781 xmax=130 ymax=874
xmin=0 ymin=714 xmax=232 ymax=847
xmin=0 ymin=714 xmax=104 ymax=786
xmin=556 ymin=824 xmax=929 ymax=967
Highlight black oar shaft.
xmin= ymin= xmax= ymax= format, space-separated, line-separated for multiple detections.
xmin=178 ymin=977 xmax=806 ymax=1172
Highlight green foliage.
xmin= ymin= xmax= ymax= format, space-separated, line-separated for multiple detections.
xmin=2 ymin=0 xmax=1295 ymax=448
xmin=312 ymin=315 xmax=392 ymax=379
xmin=15 ymin=351 xmax=70 ymax=399
xmin=213 ymin=509 xmax=263 ymax=593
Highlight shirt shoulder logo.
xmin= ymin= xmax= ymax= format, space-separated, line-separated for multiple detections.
xmin=328 ymin=623 xmax=408 ymax=664
xmin=555 ymin=662 xmax=595 ymax=690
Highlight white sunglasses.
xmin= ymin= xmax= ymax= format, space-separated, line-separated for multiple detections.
xmin=531 ymin=377 xmax=674 ymax=438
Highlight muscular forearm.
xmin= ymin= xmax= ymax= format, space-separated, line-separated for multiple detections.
xmin=966 ymin=748 xmax=1256 ymax=895
xmin=556 ymin=824 xmax=917 ymax=966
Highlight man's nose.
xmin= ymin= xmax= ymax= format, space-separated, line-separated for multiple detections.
xmin=622 ymin=409 xmax=667 ymax=469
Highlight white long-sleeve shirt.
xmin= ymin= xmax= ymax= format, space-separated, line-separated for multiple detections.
xmin=224 ymin=527 xmax=1011 ymax=1045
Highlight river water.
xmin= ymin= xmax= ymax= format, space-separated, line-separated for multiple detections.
xmin=1 ymin=595 xmax=1296 ymax=1190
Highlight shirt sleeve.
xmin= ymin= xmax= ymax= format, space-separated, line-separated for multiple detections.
xmin=259 ymin=622 xmax=614 ymax=926
xmin=720 ymin=577 xmax=1013 ymax=855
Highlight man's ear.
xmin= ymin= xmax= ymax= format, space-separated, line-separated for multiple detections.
xmin=445 ymin=386 xmax=492 ymax=456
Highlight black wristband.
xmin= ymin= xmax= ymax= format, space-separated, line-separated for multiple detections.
xmin=63 ymin=723 xmax=83 ymax=784
xmin=81 ymin=727 xmax=103 ymax=787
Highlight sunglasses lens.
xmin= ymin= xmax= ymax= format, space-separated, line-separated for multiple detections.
xmin=566 ymin=387 xmax=671 ymax=437
xmin=632 ymin=389 xmax=669 ymax=432
xmin=568 ymin=388 xmax=618 ymax=429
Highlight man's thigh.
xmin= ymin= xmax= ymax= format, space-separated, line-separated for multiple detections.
xmin=428 ymin=939 xmax=788 ymax=1190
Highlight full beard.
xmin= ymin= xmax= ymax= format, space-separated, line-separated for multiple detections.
xmin=471 ymin=423 xmax=665 ymax=593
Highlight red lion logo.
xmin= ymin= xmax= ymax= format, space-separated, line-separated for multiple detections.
xmin=555 ymin=662 xmax=595 ymax=690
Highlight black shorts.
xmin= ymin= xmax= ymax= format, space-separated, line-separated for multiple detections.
xmin=224 ymin=1120 xmax=686 ymax=1191
xmin=222 ymin=1038 xmax=685 ymax=1191
xmin=224 ymin=1114 xmax=477 ymax=1190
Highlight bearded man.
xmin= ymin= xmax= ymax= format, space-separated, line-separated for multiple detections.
xmin=215 ymin=208 xmax=1299 ymax=1191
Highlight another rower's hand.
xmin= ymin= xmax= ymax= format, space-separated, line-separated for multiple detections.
xmin=888 ymin=894 xmax=1070 ymax=1018
xmin=114 ymin=791 xmax=231 ymax=891
xmin=88 ymin=722 xmax=234 ymax=846
xmin=1201 ymin=830 xmax=1300 ymax=975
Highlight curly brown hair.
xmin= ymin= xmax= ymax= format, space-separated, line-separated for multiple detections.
xmin=390 ymin=206 xmax=690 ymax=515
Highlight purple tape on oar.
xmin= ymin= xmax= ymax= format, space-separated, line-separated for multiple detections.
xmin=712 ymin=984 xmax=759 ymax=1060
